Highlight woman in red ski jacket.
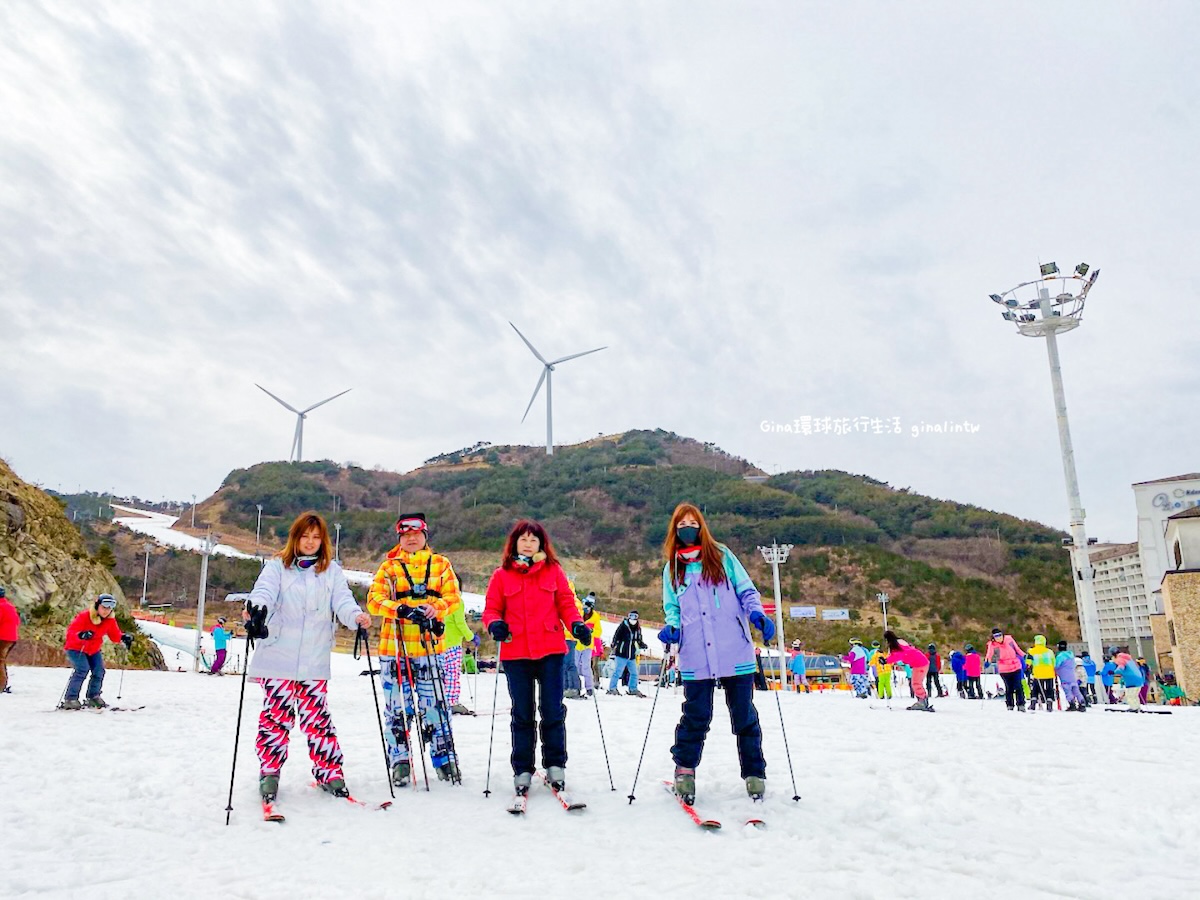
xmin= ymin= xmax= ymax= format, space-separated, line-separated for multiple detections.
xmin=62 ymin=594 xmax=132 ymax=709
xmin=483 ymin=520 xmax=588 ymax=796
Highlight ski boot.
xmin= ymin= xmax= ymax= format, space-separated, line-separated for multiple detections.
xmin=320 ymin=779 xmax=351 ymax=799
xmin=450 ymin=703 xmax=472 ymax=715
xmin=85 ymin=696 xmax=108 ymax=709
xmin=673 ymin=766 xmax=696 ymax=805
xmin=629 ymin=690 xmax=648 ymax=698
xmin=436 ymin=760 xmax=461 ymax=783
xmin=584 ymin=690 xmax=594 ymax=698
xmin=745 ymin=776 xmax=766 ymax=801
xmin=546 ymin=766 xmax=566 ymax=791
xmin=259 ymin=774 xmax=279 ymax=802
xmin=61 ymin=698 xmax=82 ymax=710
xmin=391 ymin=761 xmax=411 ymax=788
xmin=606 ymin=689 xmax=620 ymax=696
xmin=514 ymin=771 xmax=532 ymax=797
xmin=907 ymin=697 xmax=932 ymax=711
xmin=564 ymin=689 xmax=580 ymax=699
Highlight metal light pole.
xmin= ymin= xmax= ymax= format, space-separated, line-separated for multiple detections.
xmin=334 ymin=522 xmax=342 ymax=562
xmin=757 ymin=542 xmax=793 ymax=690
xmin=140 ymin=542 xmax=153 ymax=607
xmin=255 ymin=504 xmax=263 ymax=558
xmin=877 ymin=591 xmax=890 ymax=633
xmin=193 ymin=532 xmax=218 ymax=672
xmin=191 ymin=494 xmax=197 ymax=529
xmin=987 ymin=262 xmax=1103 ymax=660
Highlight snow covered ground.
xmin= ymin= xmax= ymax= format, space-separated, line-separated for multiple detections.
xmin=4 ymin=643 xmax=1197 ymax=900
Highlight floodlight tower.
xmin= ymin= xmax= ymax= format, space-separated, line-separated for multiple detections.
xmin=987 ymin=262 xmax=1103 ymax=660
xmin=757 ymin=541 xmax=793 ymax=690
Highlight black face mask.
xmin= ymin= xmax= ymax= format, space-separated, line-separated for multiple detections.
xmin=677 ymin=526 xmax=700 ymax=545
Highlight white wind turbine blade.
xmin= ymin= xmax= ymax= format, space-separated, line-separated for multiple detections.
xmin=549 ymin=346 xmax=606 ymax=366
xmin=256 ymin=383 xmax=301 ymax=414
xmin=301 ymin=388 xmax=352 ymax=414
xmin=290 ymin=418 xmax=302 ymax=461
xmin=521 ymin=368 xmax=548 ymax=423
xmin=510 ymin=322 xmax=549 ymax=365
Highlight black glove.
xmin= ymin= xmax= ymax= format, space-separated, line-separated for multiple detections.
xmin=429 ymin=618 xmax=445 ymax=637
xmin=488 ymin=621 xmax=510 ymax=642
xmin=78 ymin=630 xmax=95 ymax=641
xmin=405 ymin=607 xmax=431 ymax=629
xmin=571 ymin=622 xmax=593 ymax=648
xmin=638 ymin=640 xmax=648 ymax=650
xmin=121 ymin=634 xmax=134 ymax=649
xmin=244 ymin=602 xmax=269 ymax=641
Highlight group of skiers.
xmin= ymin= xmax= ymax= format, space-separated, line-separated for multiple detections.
xmin=827 ymin=626 xmax=1153 ymax=713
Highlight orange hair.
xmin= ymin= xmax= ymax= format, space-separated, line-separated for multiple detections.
xmin=662 ymin=502 xmax=726 ymax=589
xmin=279 ymin=511 xmax=334 ymax=573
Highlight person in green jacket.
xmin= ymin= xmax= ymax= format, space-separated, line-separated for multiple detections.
xmin=441 ymin=601 xmax=476 ymax=714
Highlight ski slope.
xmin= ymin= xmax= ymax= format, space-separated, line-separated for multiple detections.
xmin=3 ymin=641 xmax=1197 ymax=900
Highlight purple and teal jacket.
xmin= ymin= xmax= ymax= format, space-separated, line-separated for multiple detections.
xmin=662 ymin=545 xmax=764 ymax=682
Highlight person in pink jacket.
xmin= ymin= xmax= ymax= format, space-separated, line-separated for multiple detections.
xmin=883 ymin=630 xmax=933 ymax=711
xmin=963 ymin=644 xmax=983 ymax=699
xmin=984 ymin=628 xmax=1026 ymax=711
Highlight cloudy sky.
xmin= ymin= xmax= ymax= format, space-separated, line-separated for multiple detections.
xmin=3 ymin=2 xmax=1197 ymax=542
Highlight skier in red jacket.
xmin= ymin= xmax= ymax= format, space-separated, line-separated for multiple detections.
xmin=61 ymin=594 xmax=132 ymax=709
xmin=0 ymin=585 xmax=19 ymax=694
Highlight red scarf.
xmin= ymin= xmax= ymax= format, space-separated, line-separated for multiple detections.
xmin=676 ymin=545 xmax=701 ymax=563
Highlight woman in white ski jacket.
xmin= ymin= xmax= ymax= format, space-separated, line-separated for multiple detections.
xmin=244 ymin=511 xmax=370 ymax=803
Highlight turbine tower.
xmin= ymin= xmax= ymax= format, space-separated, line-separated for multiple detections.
xmin=255 ymin=384 xmax=351 ymax=462
xmin=511 ymin=322 xmax=605 ymax=455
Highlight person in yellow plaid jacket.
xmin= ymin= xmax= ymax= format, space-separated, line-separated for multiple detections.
xmin=367 ymin=512 xmax=463 ymax=786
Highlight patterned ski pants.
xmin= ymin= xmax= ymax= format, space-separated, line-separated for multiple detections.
xmin=381 ymin=657 xmax=455 ymax=768
xmin=255 ymin=679 xmax=344 ymax=784
xmin=850 ymin=673 xmax=871 ymax=697
xmin=442 ymin=645 xmax=464 ymax=705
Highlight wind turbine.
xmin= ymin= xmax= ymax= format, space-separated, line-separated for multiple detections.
xmin=511 ymin=322 xmax=605 ymax=455
xmin=255 ymin=384 xmax=351 ymax=462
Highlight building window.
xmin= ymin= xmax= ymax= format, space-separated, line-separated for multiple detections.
xmin=1175 ymin=541 xmax=1183 ymax=569
xmin=1169 ymin=620 xmax=1177 ymax=646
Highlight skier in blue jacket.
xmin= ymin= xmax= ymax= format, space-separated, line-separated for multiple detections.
xmin=1100 ymin=657 xmax=1118 ymax=703
xmin=1080 ymin=651 xmax=1099 ymax=704
xmin=950 ymin=649 xmax=967 ymax=698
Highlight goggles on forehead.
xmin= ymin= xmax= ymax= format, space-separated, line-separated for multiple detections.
xmin=396 ymin=518 xmax=428 ymax=534
xmin=98 ymin=595 xmax=117 ymax=609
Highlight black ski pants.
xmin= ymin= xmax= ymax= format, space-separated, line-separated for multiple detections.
xmin=672 ymin=674 xmax=765 ymax=778
xmin=966 ymin=676 xmax=982 ymax=699
xmin=1001 ymin=670 xmax=1025 ymax=709
xmin=503 ymin=653 xmax=567 ymax=776
xmin=925 ymin=669 xmax=943 ymax=697
xmin=1031 ymin=677 xmax=1056 ymax=709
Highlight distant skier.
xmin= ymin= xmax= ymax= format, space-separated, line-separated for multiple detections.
xmin=1080 ymin=651 xmax=1099 ymax=704
xmin=963 ymin=644 xmax=983 ymax=699
xmin=607 ymin=611 xmax=647 ymax=697
xmin=1027 ymin=635 xmax=1057 ymax=712
xmin=657 ymin=503 xmax=773 ymax=802
xmin=441 ymin=596 xmax=475 ymax=714
xmin=60 ymin=594 xmax=134 ymax=709
xmin=871 ymin=644 xmax=893 ymax=701
xmin=1112 ymin=649 xmax=1145 ymax=711
xmin=482 ymin=519 xmax=588 ymax=795
xmin=950 ymin=648 xmax=967 ymax=698
xmin=926 ymin=643 xmax=947 ymax=698
xmin=0 ymin=585 xmax=18 ymax=694
xmin=574 ymin=594 xmax=602 ymax=698
xmin=883 ymin=630 xmax=933 ymax=711
xmin=844 ymin=639 xmax=871 ymax=698
xmin=984 ymin=628 xmax=1026 ymax=712
xmin=244 ymin=512 xmax=370 ymax=803
xmin=1100 ymin=655 xmax=1118 ymax=703
xmin=1054 ymin=641 xmax=1086 ymax=711
xmin=789 ymin=640 xmax=810 ymax=692
xmin=1137 ymin=658 xmax=1151 ymax=705
xmin=210 ymin=617 xmax=229 ymax=675
xmin=367 ymin=512 xmax=464 ymax=785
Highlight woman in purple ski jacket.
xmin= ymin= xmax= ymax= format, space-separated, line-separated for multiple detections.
xmin=658 ymin=503 xmax=773 ymax=805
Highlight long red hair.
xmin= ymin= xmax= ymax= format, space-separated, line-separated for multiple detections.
xmin=501 ymin=519 xmax=560 ymax=570
xmin=663 ymin=503 xmax=726 ymax=588
xmin=279 ymin=511 xmax=334 ymax=573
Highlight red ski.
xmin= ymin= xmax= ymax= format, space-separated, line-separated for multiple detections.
xmin=262 ymin=799 xmax=285 ymax=822
xmin=662 ymin=780 xmax=721 ymax=830
xmin=308 ymin=782 xmax=392 ymax=810
xmin=537 ymin=772 xmax=586 ymax=811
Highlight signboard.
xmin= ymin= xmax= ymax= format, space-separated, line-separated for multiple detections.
xmin=763 ymin=603 xmax=777 ymax=616
xmin=790 ymin=606 xmax=817 ymax=619
xmin=821 ymin=608 xmax=850 ymax=621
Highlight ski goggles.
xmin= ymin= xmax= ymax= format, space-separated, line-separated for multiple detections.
xmin=396 ymin=518 xmax=428 ymax=534
xmin=97 ymin=595 xmax=117 ymax=609
xmin=627 ymin=614 xmax=639 ymax=622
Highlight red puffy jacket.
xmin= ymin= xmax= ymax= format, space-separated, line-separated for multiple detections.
xmin=483 ymin=559 xmax=582 ymax=662
xmin=0 ymin=598 xmax=19 ymax=642
xmin=64 ymin=609 xmax=123 ymax=655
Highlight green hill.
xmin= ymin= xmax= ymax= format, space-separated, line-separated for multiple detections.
xmin=176 ymin=430 xmax=1078 ymax=652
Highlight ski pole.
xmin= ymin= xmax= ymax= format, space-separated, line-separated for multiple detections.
xmin=225 ymin=635 xmax=254 ymax=825
xmin=591 ymin=646 xmax=616 ymax=791
xmin=772 ymin=686 xmax=801 ymax=802
xmin=356 ymin=625 xmax=395 ymax=799
xmin=626 ymin=655 xmax=670 ymax=804
xmin=116 ymin=646 xmax=126 ymax=701
xmin=420 ymin=630 xmax=462 ymax=785
xmin=396 ymin=628 xmax=431 ymax=792
xmin=483 ymin=645 xmax=502 ymax=797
